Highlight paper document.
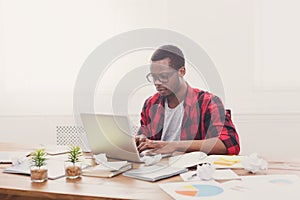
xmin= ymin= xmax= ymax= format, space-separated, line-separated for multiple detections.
xmin=268 ymin=162 xmax=300 ymax=171
xmin=123 ymin=164 xmax=187 ymax=182
xmin=159 ymin=180 xmax=223 ymax=200
xmin=0 ymin=151 xmax=30 ymax=164
xmin=3 ymin=158 xmax=89 ymax=179
xmin=160 ymin=174 xmax=300 ymax=200
xmin=82 ymin=163 xmax=132 ymax=178
xmin=221 ymin=174 xmax=300 ymax=200
xmin=170 ymin=154 xmax=246 ymax=169
xmin=193 ymin=155 xmax=245 ymax=169
xmin=39 ymin=145 xmax=69 ymax=155
xmin=93 ymin=154 xmax=128 ymax=170
xmin=180 ymin=169 xmax=240 ymax=181
xmin=169 ymin=152 xmax=207 ymax=168
xmin=3 ymin=159 xmax=65 ymax=179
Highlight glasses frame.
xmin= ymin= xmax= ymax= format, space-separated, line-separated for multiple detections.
xmin=146 ymin=70 xmax=178 ymax=83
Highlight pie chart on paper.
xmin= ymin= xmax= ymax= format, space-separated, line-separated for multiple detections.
xmin=175 ymin=184 xmax=224 ymax=197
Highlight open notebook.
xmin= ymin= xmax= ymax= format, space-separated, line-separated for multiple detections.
xmin=82 ymin=163 xmax=132 ymax=178
xmin=122 ymin=164 xmax=187 ymax=182
xmin=4 ymin=159 xmax=65 ymax=179
xmin=0 ymin=151 xmax=31 ymax=164
xmin=3 ymin=158 xmax=89 ymax=180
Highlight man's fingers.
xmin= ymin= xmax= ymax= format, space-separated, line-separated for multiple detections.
xmin=137 ymin=140 xmax=156 ymax=152
xmin=135 ymin=135 xmax=147 ymax=146
xmin=137 ymin=142 xmax=148 ymax=152
xmin=145 ymin=149 xmax=159 ymax=155
xmin=136 ymin=136 xmax=145 ymax=146
xmin=135 ymin=136 xmax=140 ymax=145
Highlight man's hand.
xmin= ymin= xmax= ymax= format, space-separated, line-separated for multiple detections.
xmin=136 ymin=137 xmax=177 ymax=154
xmin=135 ymin=136 xmax=228 ymax=155
xmin=135 ymin=135 xmax=148 ymax=147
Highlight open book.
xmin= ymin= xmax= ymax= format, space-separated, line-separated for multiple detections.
xmin=3 ymin=159 xmax=66 ymax=179
xmin=3 ymin=158 xmax=89 ymax=180
xmin=82 ymin=163 xmax=132 ymax=178
xmin=0 ymin=151 xmax=31 ymax=164
xmin=122 ymin=164 xmax=187 ymax=182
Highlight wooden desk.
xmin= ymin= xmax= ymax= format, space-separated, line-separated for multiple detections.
xmin=0 ymin=143 xmax=299 ymax=200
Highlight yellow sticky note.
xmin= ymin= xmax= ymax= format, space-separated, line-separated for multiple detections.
xmin=213 ymin=156 xmax=241 ymax=166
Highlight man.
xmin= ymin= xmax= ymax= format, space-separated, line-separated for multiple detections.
xmin=136 ymin=45 xmax=240 ymax=155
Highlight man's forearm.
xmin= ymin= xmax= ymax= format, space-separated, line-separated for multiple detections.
xmin=172 ymin=138 xmax=228 ymax=155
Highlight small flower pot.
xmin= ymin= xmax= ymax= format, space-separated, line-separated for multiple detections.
xmin=30 ymin=166 xmax=48 ymax=182
xmin=65 ymin=162 xmax=82 ymax=179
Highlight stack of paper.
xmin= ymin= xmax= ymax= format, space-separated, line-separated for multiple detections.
xmin=82 ymin=163 xmax=132 ymax=178
xmin=3 ymin=159 xmax=66 ymax=179
xmin=82 ymin=153 xmax=132 ymax=178
xmin=180 ymin=169 xmax=240 ymax=181
xmin=169 ymin=152 xmax=207 ymax=168
xmin=123 ymin=164 xmax=188 ymax=182
xmin=0 ymin=151 xmax=30 ymax=164
xmin=159 ymin=175 xmax=300 ymax=200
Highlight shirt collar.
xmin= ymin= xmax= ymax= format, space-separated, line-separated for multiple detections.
xmin=158 ymin=82 xmax=199 ymax=107
xmin=184 ymin=83 xmax=199 ymax=107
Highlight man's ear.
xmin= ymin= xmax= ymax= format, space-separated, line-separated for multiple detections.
xmin=178 ymin=66 xmax=186 ymax=77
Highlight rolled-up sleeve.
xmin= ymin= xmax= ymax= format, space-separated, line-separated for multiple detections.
xmin=205 ymin=95 xmax=240 ymax=155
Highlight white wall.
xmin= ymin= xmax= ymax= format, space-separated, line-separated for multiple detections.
xmin=0 ymin=0 xmax=300 ymax=160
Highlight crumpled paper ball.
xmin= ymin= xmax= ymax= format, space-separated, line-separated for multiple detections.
xmin=141 ymin=154 xmax=162 ymax=166
xmin=241 ymin=153 xmax=268 ymax=173
xmin=197 ymin=163 xmax=215 ymax=180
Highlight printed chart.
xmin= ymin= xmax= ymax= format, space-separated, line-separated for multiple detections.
xmin=175 ymin=184 xmax=224 ymax=197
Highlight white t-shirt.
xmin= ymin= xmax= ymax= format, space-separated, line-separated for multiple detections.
xmin=161 ymin=100 xmax=184 ymax=141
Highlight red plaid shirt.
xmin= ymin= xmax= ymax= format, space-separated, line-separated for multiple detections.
xmin=137 ymin=84 xmax=240 ymax=155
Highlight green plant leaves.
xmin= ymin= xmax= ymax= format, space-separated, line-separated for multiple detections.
xmin=31 ymin=149 xmax=47 ymax=168
xmin=67 ymin=146 xmax=82 ymax=164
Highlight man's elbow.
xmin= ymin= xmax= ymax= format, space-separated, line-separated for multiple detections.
xmin=226 ymin=144 xmax=240 ymax=155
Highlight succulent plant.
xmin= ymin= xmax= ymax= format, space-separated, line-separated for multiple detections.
xmin=67 ymin=146 xmax=82 ymax=164
xmin=31 ymin=149 xmax=47 ymax=168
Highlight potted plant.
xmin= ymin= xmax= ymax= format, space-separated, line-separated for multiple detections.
xmin=30 ymin=149 xmax=48 ymax=182
xmin=65 ymin=145 xmax=82 ymax=179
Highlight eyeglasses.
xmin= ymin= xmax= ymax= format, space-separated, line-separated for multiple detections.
xmin=146 ymin=70 xmax=177 ymax=83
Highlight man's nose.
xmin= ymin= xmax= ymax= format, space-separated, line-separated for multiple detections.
xmin=154 ymin=78 xmax=162 ymax=85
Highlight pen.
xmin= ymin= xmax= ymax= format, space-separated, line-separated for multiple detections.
xmin=187 ymin=173 xmax=197 ymax=180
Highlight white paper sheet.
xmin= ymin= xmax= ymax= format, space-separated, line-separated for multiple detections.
xmin=222 ymin=174 xmax=300 ymax=200
xmin=93 ymin=154 xmax=127 ymax=170
xmin=159 ymin=180 xmax=224 ymax=200
xmin=180 ymin=169 xmax=240 ymax=181
xmin=160 ymin=174 xmax=300 ymax=200
xmin=169 ymin=151 xmax=207 ymax=168
xmin=0 ymin=151 xmax=30 ymax=164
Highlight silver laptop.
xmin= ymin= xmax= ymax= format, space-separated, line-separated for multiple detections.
xmin=80 ymin=113 xmax=144 ymax=162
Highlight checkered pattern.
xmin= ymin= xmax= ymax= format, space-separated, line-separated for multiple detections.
xmin=56 ymin=126 xmax=85 ymax=146
xmin=137 ymin=84 xmax=240 ymax=155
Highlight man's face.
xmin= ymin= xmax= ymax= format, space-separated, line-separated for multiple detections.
xmin=149 ymin=58 xmax=181 ymax=97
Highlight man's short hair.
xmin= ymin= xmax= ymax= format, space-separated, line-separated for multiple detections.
xmin=151 ymin=45 xmax=185 ymax=70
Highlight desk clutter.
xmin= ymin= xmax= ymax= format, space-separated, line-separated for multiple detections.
xmin=3 ymin=158 xmax=67 ymax=180
xmin=160 ymin=174 xmax=300 ymax=200
xmin=2 ymin=148 xmax=90 ymax=180
xmin=82 ymin=153 xmax=132 ymax=178
xmin=1 ymin=148 xmax=300 ymax=199
xmin=123 ymin=164 xmax=188 ymax=182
